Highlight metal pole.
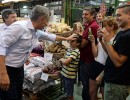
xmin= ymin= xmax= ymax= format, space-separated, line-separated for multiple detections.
xmin=115 ymin=0 xmax=119 ymax=8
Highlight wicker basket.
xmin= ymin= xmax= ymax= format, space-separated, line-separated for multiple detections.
xmin=53 ymin=53 xmax=64 ymax=59
xmin=55 ymin=31 xmax=72 ymax=37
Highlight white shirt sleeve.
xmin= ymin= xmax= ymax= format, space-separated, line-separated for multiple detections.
xmin=37 ymin=30 xmax=56 ymax=42
xmin=0 ymin=24 xmax=24 ymax=47
xmin=0 ymin=45 xmax=6 ymax=55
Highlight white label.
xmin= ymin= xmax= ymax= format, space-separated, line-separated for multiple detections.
xmin=40 ymin=73 xmax=49 ymax=81
xmin=44 ymin=53 xmax=53 ymax=61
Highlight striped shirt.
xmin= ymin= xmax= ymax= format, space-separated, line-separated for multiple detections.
xmin=61 ymin=48 xmax=80 ymax=79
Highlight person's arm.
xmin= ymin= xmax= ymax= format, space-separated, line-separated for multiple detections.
xmin=101 ymin=28 xmax=128 ymax=67
xmin=96 ymin=70 xmax=104 ymax=84
xmin=97 ymin=28 xmax=108 ymax=53
xmin=100 ymin=39 xmax=108 ymax=53
xmin=0 ymin=46 xmax=10 ymax=91
xmin=81 ymin=26 xmax=98 ymax=48
xmin=88 ymin=35 xmax=98 ymax=57
xmin=92 ymin=42 xmax=98 ymax=57
xmin=0 ymin=24 xmax=25 ymax=91
xmin=104 ymin=44 xmax=127 ymax=67
xmin=60 ymin=49 xmax=79 ymax=66
xmin=60 ymin=57 xmax=73 ymax=66
xmin=38 ymin=30 xmax=76 ymax=41
xmin=55 ymin=34 xmax=76 ymax=41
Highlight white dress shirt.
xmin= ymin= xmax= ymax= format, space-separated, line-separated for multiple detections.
xmin=0 ymin=23 xmax=8 ymax=31
xmin=0 ymin=19 xmax=56 ymax=67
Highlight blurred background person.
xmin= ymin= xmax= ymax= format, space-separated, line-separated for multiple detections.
xmin=0 ymin=9 xmax=17 ymax=31
xmin=73 ymin=22 xmax=84 ymax=35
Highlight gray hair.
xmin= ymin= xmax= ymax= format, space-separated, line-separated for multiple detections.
xmin=1 ymin=9 xmax=16 ymax=22
xmin=30 ymin=5 xmax=50 ymax=21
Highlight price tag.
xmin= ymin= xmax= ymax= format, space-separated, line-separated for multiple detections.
xmin=40 ymin=73 xmax=49 ymax=81
xmin=44 ymin=53 xmax=53 ymax=61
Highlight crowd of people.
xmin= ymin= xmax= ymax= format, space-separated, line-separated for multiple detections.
xmin=0 ymin=3 xmax=130 ymax=100
xmin=62 ymin=4 xmax=130 ymax=100
xmin=78 ymin=4 xmax=130 ymax=100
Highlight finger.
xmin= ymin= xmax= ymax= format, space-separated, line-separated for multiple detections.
xmin=88 ymin=36 xmax=92 ymax=40
xmin=91 ymin=35 xmax=94 ymax=39
xmin=1 ymin=84 xmax=6 ymax=91
xmin=102 ymin=28 xmax=109 ymax=35
xmin=1 ymin=83 xmax=10 ymax=91
xmin=5 ymin=84 xmax=10 ymax=91
xmin=97 ymin=27 xmax=102 ymax=31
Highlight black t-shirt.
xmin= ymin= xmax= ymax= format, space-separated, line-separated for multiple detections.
xmin=104 ymin=29 xmax=130 ymax=85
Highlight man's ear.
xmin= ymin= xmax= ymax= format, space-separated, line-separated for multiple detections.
xmin=37 ymin=16 xmax=44 ymax=23
xmin=41 ymin=16 xmax=45 ymax=22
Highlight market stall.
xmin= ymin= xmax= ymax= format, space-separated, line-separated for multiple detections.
xmin=23 ymin=22 xmax=72 ymax=100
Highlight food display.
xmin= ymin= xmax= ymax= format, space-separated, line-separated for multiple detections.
xmin=43 ymin=64 xmax=61 ymax=80
xmin=43 ymin=66 xmax=60 ymax=74
xmin=45 ymin=43 xmax=67 ymax=53
xmin=23 ymin=22 xmax=70 ymax=94
xmin=47 ymin=23 xmax=72 ymax=36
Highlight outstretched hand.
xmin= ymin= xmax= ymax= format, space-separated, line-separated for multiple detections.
xmin=66 ymin=34 xmax=77 ymax=41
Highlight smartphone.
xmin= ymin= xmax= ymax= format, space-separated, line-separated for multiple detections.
xmin=100 ymin=22 xmax=103 ymax=28
xmin=88 ymin=28 xmax=92 ymax=35
xmin=88 ymin=28 xmax=92 ymax=40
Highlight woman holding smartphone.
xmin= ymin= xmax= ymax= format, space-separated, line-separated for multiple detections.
xmin=88 ymin=16 xmax=118 ymax=100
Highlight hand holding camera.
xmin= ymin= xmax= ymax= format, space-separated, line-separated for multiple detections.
xmin=88 ymin=28 xmax=94 ymax=42
xmin=97 ymin=27 xmax=110 ymax=43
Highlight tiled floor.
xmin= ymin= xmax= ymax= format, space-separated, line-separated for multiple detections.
xmin=73 ymin=83 xmax=103 ymax=100
xmin=74 ymin=84 xmax=82 ymax=100
xmin=127 ymin=95 xmax=130 ymax=100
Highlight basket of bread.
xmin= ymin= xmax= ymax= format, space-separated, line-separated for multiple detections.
xmin=45 ymin=43 xmax=67 ymax=59
xmin=47 ymin=23 xmax=72 ymax=37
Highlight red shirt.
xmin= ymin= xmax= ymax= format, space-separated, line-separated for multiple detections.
xmin=80 ymin=20 xmax=99 ymax=63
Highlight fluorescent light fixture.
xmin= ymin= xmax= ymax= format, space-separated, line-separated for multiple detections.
xmin=89 ymin=1 xmax=100 ymax=5
xmin=119 ymin=0 xmax=127 ymax=1
xmin=119 ymin=3 xmax=123 ymax=5
xmin=2 ymin=0 xmax=26 ymax=3
xmin=44 ymin=3 xmax=47 ymax=6
xmin=2 ymin=0 xmax=12 ymax=3
xmin=23 ymin=6 xmax=27 ymax=8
